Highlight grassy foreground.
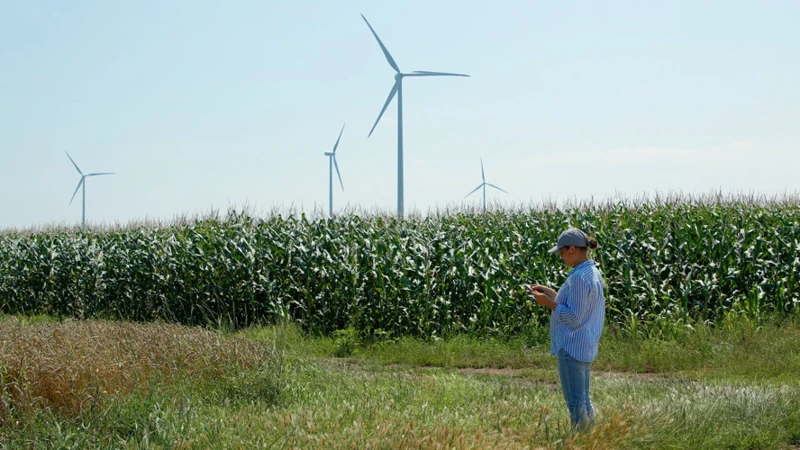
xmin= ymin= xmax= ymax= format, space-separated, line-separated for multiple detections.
xmin=2 ymin=314 xmax=800 ymax=449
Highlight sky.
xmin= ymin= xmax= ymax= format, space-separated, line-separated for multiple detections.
xmin=1 ymin=0 xmax=799 ymax=229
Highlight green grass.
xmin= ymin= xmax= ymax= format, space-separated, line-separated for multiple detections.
xmin=2 ymin=314 xmax=800 ymax=449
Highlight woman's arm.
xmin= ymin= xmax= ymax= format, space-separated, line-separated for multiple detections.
xmin=531 ymin=290 xmax=557 ymax=311
xmin=552 ymin=278 xmax=594 ymax=327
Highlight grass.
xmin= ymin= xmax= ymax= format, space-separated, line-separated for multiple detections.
xmin=0 ymin=316 xmax=285 ymax=447
xmin=2 ymin=314 xmax=800 ymax=449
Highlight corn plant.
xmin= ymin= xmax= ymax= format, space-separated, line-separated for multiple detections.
xmin=1 ymin=196 xmax=799 ymax=337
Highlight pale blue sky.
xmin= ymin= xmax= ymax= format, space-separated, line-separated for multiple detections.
xmin=2 ymin=1 xmax=798 ymax=229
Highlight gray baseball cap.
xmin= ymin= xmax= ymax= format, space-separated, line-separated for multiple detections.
xmin=548 ymin=227 xmax=590 ymax=254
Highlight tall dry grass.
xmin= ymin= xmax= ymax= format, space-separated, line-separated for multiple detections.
xmin=0 ymin=318 xmax=278 ymax=423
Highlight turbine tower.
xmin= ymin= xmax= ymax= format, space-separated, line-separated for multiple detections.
xmin=66 ymin=152 xmax=114 ymax=227
xmin=362 ymin=14 xmax=469 ymax=218
xmin=464 ymin=159 xmax=507 ymax=213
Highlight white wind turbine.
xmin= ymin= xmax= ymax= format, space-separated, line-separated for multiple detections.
xmin=361 ymin=14 xmax=469 ymax=218
xmin=324 ymin=124 xmax=346 ymax=217
xmin=464 ymin=159 xmax=507 ymax=213
xmin=66 ymin=152 xmax=114 ymax=227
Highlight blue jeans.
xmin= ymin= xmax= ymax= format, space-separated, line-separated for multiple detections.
xmin=557 ymin=348 xmax=595 ymax=430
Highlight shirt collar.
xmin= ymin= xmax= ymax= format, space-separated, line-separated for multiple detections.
xmin=569 ymin=259 xmax=594 ymax=274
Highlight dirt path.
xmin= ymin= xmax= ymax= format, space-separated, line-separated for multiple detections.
xmin=324 ymin=358 xmax=671 ymax=382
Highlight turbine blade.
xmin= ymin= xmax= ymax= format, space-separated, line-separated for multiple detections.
xmin=361 ymin=14 xmax=401 ymax=73
xmin=368 ymin=80 xmax=399 ymax=137
xmin=332 ymin=124 xmax=345 ymax=154
xmin=69 ymin=178 xmax=84 ymax=204
xmin=86 ymin=172 xmax=115 ymax=177
xmin=406 ymin=71 xmax=470 ymax=77
xmin=480 ymin=158 xmax=485 ymax=183
xmin=65 ymin=152 xmax=83 ymax=175
xmin=486 ymin=183 xmax=508 ymax=194
xmin=333 ymin=156 xmax=344 ymax=191
xmin=464 ymin=183 xmax=483 ymax=199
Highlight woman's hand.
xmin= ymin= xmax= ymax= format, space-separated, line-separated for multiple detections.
xmin=529 ymin=284 xmax=557 ymax=300
xmin=526 ymin=284 xmax=557 ymax=311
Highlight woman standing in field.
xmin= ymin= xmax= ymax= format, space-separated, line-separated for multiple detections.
xmin=528 ymin=227 xmax=605 ymax=431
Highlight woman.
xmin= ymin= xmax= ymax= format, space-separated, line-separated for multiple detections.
xmin=528 ymin=227 xmax=605 ymax=431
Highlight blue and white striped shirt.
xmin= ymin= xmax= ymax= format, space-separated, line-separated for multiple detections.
xmin=550 ymin=260 xmax=605 ymax=363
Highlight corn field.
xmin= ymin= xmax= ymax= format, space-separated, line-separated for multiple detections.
xmin=2 ymin=196 xmax=800 ymax=337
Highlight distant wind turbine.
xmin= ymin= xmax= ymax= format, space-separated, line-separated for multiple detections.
xmin=464 ymin=159 xmax=507 ymax=213
xmin=66 ymin=152 xmax=114 ymax=227
xmin=324 ymin=124 xmax=346 ymax=217
xmin=361 ymin=14 xmax=469 ymax=218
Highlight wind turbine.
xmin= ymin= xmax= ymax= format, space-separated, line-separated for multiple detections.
xmin=324 ymin=124 xmax=346 ymax=217
xmin=65 ymin=152 xmax=114 ymax=227
xmin=464 ymin=159 xmax=507 ymax=213
xmin=361 ymin=14 xmax=469 ymax=218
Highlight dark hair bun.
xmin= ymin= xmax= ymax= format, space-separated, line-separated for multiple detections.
xmin=587 ymin=238 xmax=599 ymax=249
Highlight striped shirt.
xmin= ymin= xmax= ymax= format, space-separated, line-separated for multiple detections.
xmin=550 ymin=260 xmax=605 ymax=363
